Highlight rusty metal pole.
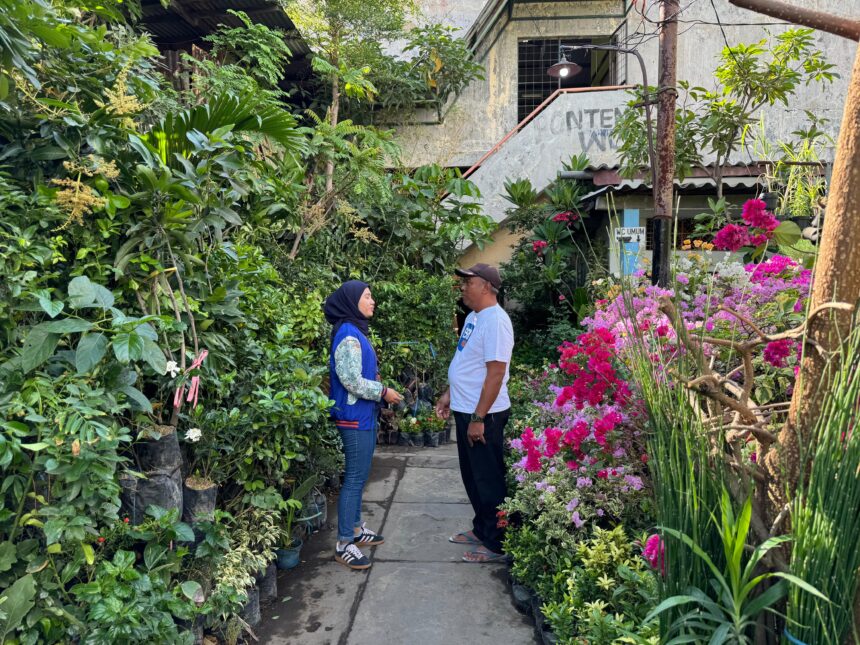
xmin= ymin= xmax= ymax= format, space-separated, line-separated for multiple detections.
xmin=728 ymin=0 xmax=860 ymax=41
xmin=652 ymin=0 xmax=680 ymax=287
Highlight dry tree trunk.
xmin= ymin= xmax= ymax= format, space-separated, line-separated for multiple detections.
xmin=762 ymin=42 xmax=860 ymax=520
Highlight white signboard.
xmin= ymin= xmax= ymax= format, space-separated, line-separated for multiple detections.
xmin=614 ymin=227 xmax=646 ymax=244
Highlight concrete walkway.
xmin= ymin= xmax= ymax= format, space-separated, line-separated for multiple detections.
xmin=256 ymin=441 xmax=536 ymax=645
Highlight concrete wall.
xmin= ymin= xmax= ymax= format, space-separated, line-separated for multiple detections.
xmin=458 ymin=225 xmax=526 ymax=268
xmin=396 ymin=0 xmax=625 ymax=167
xmin=464 ymin=87 xmax=628 ymax=223
xmin=396 ymin=0 xmax=856 ymax=169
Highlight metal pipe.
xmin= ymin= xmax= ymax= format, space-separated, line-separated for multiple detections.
xmin=560 ymin=43 xmax=662 ymax=282
xmin=559 ymin=44 xmax=658 ymax=206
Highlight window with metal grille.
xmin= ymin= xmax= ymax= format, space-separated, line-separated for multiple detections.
xmin=518 ymin=38 xmax=591 ymax=122
xmin=645 ymin=218 xmax=696 ymax=250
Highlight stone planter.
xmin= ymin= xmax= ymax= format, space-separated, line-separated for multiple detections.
xmin=182 ymin=477 xmax=217 ymax=524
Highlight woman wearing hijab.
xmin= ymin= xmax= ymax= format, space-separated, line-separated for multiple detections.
xmin=323 ymin=280 xmax=402 ymax=570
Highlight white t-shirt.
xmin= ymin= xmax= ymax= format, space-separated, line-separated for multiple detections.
xmin=448 ymin=304 xmax=514 ymax=414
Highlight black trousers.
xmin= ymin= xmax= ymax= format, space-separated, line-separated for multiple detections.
xmin=453 ymin=409 xmax=511 ymax=553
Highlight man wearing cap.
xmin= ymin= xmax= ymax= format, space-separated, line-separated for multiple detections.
xmin=435 ymin=263 xmax=514 ymax=563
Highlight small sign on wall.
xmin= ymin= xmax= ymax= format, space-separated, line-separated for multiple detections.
xmin=614 ymin=227 xmax=646 ymax=244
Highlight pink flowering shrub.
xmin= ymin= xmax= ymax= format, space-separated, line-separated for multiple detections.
xmin=584 ymin=253 xmax=809 ymax=405
xmin=502 ymin=350 xmax=651 ymax=538
xmin=712 ymin=198 xmax=796 ymax=252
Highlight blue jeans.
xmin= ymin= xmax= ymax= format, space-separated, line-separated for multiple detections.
xmin=337 ymin=427 xmax=376 ymax=542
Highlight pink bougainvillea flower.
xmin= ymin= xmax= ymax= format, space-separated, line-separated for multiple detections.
xmin=713 ymin=224 xmax=750 ymax=252
xmin=532 ymin=240 xmax=548 ymax=253
xmin=742 ymin=199 xmax=780 ymax=232
xmin=763 ymin=338 xmax=794 ymax=368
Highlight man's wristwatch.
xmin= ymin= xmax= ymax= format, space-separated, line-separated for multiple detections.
xmin=469 ymin=413 xmax=485 ymax=424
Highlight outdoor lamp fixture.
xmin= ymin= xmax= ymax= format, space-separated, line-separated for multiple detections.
xmin=547 ymin=52 xmax=583 ymax=79
xmin=548 ymin=43 xmax=664 ymax=285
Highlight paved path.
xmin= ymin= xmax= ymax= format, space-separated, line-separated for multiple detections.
xmin=257 ymin=441 xmax=536 ymax=645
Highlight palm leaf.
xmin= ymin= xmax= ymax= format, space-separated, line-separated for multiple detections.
xmin=143 ymin=93 xmax=306 ymax=167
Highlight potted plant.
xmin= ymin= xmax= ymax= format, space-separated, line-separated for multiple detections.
xmin=179 ymin=417 xmax=235 ymax=524
xmin=275 ymin=475 xmax=317 ymax=570
xmin=400 ymin=415 xmax=426 ymax=447
xmin=422 ymin=414 xmax=447 ymax=448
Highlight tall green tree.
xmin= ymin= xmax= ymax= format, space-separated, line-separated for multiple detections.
xmin=286 ymin=0 xmax=414 ymax=192
xmin=612 ymin=29 xmax=837 ymax=200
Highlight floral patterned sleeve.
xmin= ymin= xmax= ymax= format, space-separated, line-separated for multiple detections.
xmin=334 ymin=336 xmax=384 ymax=403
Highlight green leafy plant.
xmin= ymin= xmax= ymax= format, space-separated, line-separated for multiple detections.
xmin=613 ymin=29 xmax=837 ymax=200
xmin=541 ymin=526 xmax=660 ymax=644
xmin=787 ymin=326 xmax=860 ymax=644
xmin=646 ymin=490 xmax=827 ymax=644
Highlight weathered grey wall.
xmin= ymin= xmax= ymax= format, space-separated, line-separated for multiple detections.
xmin=411 ymin=0 xmax=489 ymax=33
xmin=397 ymin=0 xmax=625 ymax=167
xmin=397 ymin=0 xmax=856 ymax=171
xmin=464 ymin=87 xmax=627 ymax=222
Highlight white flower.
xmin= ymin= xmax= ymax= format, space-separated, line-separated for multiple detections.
xmin=185 ymin=428 xmax=202 ymax=443
xmin=409 ymin=417 xmax=418 ymax=425
xmin=166 ymin=360 xmax=180 ymax=378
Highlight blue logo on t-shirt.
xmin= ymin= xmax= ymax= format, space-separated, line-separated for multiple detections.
xmin=457 ymin=322 xmax=475 ymax=352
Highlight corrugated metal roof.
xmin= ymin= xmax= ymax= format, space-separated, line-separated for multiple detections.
xmin=139 ymin=0 xmax=309 ymax=55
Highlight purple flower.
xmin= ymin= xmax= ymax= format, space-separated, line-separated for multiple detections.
xmin=566 ymin=498 xmax=580 ymax=511
xmin=596 ymin=508 xmax=605 ymax=517
xmin=622 ymin=475 xmax=641 ymax=490
xmin=572 ymin=511 xmax=585 ymax=528
xmin=576 ymin=477 xmax=593 ymax=488
xmin=676 ymin=273 xmax=689 ymax=285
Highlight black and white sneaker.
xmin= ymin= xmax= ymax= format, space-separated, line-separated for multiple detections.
xmin=353 ymin=522 xmax=385 ymax=546
xmin=335 ymin=543 xmax=371 ymax=570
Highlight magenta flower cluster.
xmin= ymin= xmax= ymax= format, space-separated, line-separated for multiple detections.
xmin=712 ymin=199 xmax=781 ymax=251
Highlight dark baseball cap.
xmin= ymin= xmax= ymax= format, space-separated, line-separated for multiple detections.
xmin=454 ymin=263 xmax=502 ymax=289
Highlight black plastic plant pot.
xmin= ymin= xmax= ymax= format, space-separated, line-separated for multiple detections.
xmin=409 ymin=433 xmax=425 ymax=447
xmin=182 ymin=478 xmax=217 ymax=524
xmin=510 ymin=583 xmax=533 ymax=616
xmin=397 ymin=432 xmax=411 ymax=447
xmin=541 ymin=627 xmax=558 ymax=645
xmin=241 ymin=585 xmax=261 ymax=628
xmin=118 ymin=472 xmax=145 ymax=525
xmin=423 ymin=430 xmax=441 ymax=448
xmin=136 ymin=468 xmax=184 ymax=519
xmin=257 ymin=562 xmax=277 ymax=604
xmin=790 ymin=215 xmax=813 ymax=230
xmin=135 ymin=425 xmax=182 ymax=472
xmin=760 ymin=191 xmax=779 ymax=211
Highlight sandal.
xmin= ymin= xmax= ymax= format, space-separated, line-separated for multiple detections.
xmin=462 ymin=546 xmax=509 ymax=563
xmin=448 ymin=530 xmax=481 ymax=545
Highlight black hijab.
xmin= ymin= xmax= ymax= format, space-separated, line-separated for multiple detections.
xmin=323 ymin=280 xmax=370 ymax=341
